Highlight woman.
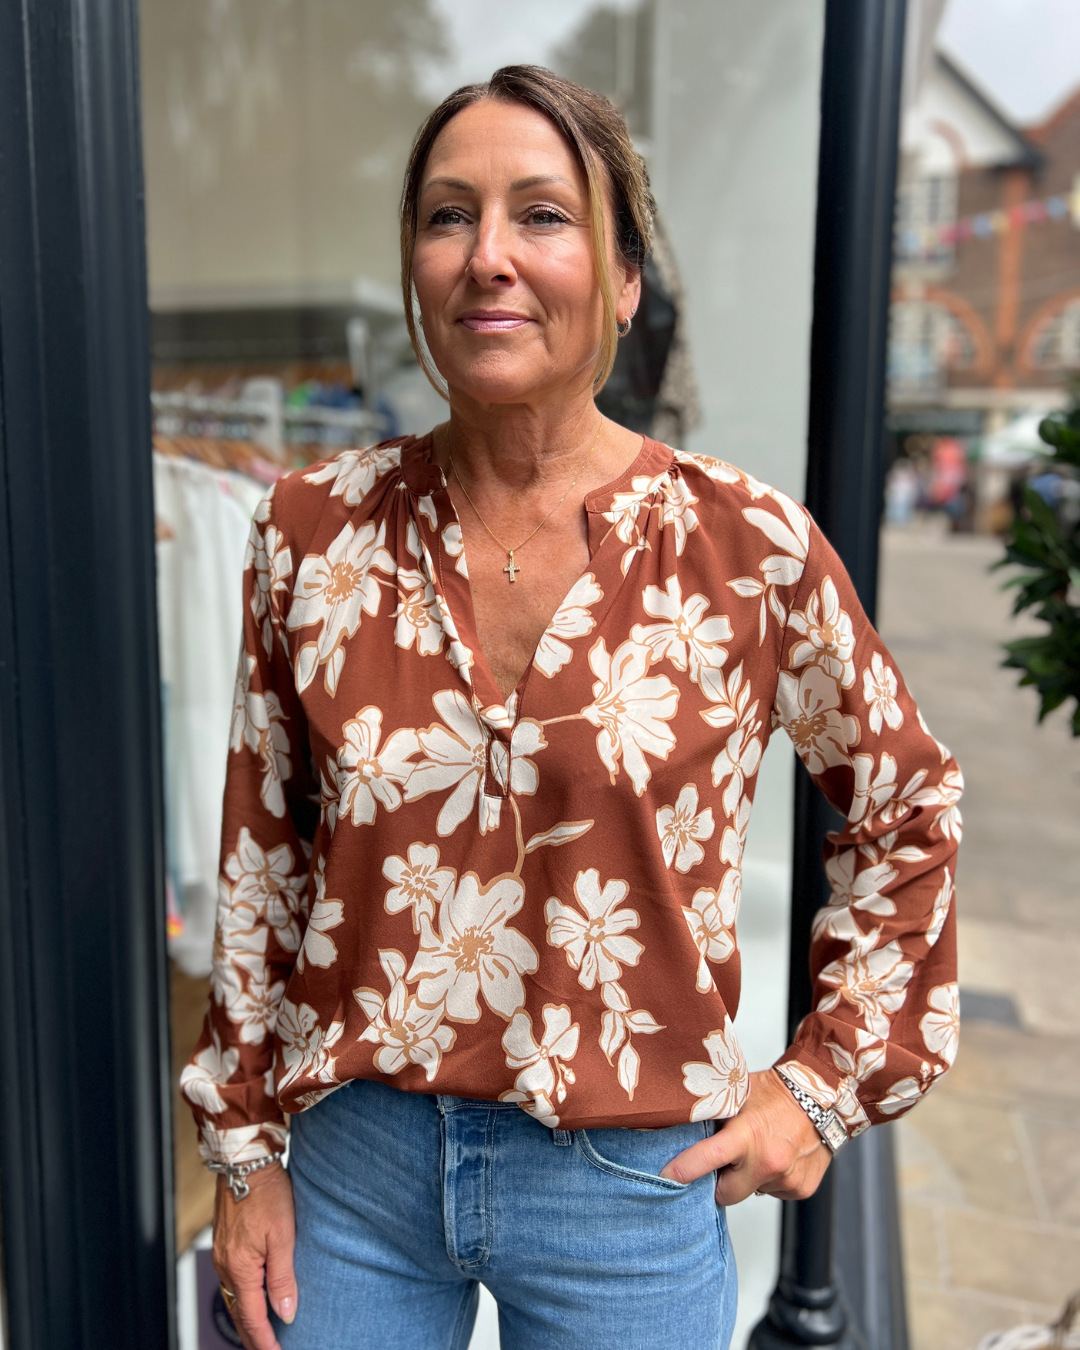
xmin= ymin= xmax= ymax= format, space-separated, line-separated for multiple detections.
xmin=184 ymin=66 xmax=960 ymax=1350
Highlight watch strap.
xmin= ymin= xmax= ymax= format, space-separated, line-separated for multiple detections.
xmin=774 ymin=1067 xmax=849 ymax=1153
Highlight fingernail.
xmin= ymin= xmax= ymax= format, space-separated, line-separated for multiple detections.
xmin=280 ymin=1297 xmax=295 ymax=1324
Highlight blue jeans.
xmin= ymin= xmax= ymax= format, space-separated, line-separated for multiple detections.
xmin=274 ymin=1079 xmax=737 ymax=1349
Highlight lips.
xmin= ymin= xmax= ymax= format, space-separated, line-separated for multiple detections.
xmin=458 ymin=311 xmax=532 ymax=332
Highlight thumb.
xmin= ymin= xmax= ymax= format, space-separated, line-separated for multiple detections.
xmin=264 ymin=1228 xmax=298 ymax=1326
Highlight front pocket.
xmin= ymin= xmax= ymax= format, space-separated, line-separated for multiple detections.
xmin=575 ymin=1122 xmax=709 ymax=1192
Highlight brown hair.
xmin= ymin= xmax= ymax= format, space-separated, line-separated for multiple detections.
xmin=399 ymin=64 xmax=655 ymax=395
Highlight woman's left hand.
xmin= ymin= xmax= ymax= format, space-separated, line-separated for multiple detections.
xmin=659 ymin=1068 xmax=833 ymax=1204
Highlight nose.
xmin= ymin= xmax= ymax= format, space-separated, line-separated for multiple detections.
xmin=465 ymin=209 xmax=517 ymax=288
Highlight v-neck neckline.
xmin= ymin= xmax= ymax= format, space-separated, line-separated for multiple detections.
xmin=400 ymin=430 xmax=676 ymax=725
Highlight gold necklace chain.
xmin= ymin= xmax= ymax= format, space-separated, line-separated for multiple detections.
xmin=446 ymin=417 xmax=603 ymax=583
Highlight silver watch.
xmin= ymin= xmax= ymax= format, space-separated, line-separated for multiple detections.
xmin=774 ymin=1067 xmax=848 ymax=1153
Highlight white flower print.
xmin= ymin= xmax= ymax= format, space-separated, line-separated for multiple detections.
xmin=877 ymin=1060 xmax=943 ymax=1116
xmin=862 ymin=653 xmax=903 ymax=733
xmin=788 ymin=578 xmax=857 ymax=687
xmin=682 ymin=1020 xmax=750 ymax=1121
xmin=813 ymin=851 xmax=898 ymax=943
xmin=226 ymin=972 xmax=286 ymax=1046
xmin=545 ymin=869 xmax=643 ymax=990
xmin=582 ymin=638 xmax=679 ymax=796
xmin=711 ymin=721 xmax=764 ymax=818
xmin=656 ymin=783 xmax=715 ymax=873
xmin=500 ymin=1004 xmax=580 ymax=1125
xmin=775 ymin=1059 xmax=835 ymax=1109
xmin=728 ymin=493 xmax=809 ymax=639
xmin=658 ymin=473 xmax=699 ymax=554
xmin=920 ymin=767 xmax=964 ymax=842
xmin=253 ymin=484 xmax=276 ymax=524
xmin=921 ymin=983 xmax=959 ymax=1065
xmin=865 ymin=763 xmax=963 ymax=835
xmin=333 ymin=706 xmax=419 ymax=828
xmin=918 ymin=707 xmax=953 ymax=765
xmin=417 ymin=494 xmax=439 ymax=530
xmin=720 ymin=794 xmax=752 ymax=868
xmin=631 ymin=575 xmax=732 ymax=684
xmin=671 ymin=449 xmax=742 ymax=486
xmin=211 ymin=892 xmax=268 ymax=1006
xmin=534 ymin=573 xmax=604 ymax=678
xmin=408 ymin=873 xmax=538 ymax=1021
xmin=223 ymin=827 xmax=306 ymax=953
xmin=296 ymin=860 xmax=344 ymax=972
xmin=355 ymin=949 xmax=456 ymax=1082
xmin=597 ymin=980 xmax=664 ymax=1101
xmin=825 ymin=1031 xmax=884 ymax=1136
xmin=394 ymin=568 xmax=445 ymax=657
xmin=288 ymin=519 xmax=396 ymax=695
xmin=486 ymin=719 xmax=547 ymax=804
xmin=406 ymin=690 xmax=502 ymax=836
xmin=382 ymin=842 xmax=456 ymax=934
xmin=847 ymin=753 xmax=899 ymax=829
xmin=683 ymin=870 xmax=740 ymax=992
xmin=604 ymin=474 xmax=665 ymax=543
xmin=925 ymin=867 xmax=953 ymax=947
xmin=198 ymin=1123 xmax=281 ymax=1165
xmin=246 ymin=520 xmax=293 ymax=657
xmin=302 ymin=444 xmax=401 ymax=506
xmin=817 ymin=936 xmax=915 ymax=1038
xmin=775 ymin=666 xmax=860 ymax=776
xmin=276 ymin=998 xmax=344 ymax=1092
xmin=230 ymin=654 xmax=292 ymax=818
xmin=442 ymin=522 xmax=468 ymax=577
xmin=319 ymin=763 xmax=340 ymax=835
xmin=180 ymin=1028 xmax=239 ymax=1114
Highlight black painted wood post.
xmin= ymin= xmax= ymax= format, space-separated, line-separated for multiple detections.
xmin=750 ymin=1 xmax=909 ymax=1347
xmin=0 ymin=1 xmax=173 ymax=1347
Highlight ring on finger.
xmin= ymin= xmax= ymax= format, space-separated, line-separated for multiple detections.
xmin=220 ymin=1286 xmax=238 ymax=1314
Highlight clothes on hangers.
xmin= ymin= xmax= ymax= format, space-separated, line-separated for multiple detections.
xmin=154 ymin=450 xmax=272 ymax=977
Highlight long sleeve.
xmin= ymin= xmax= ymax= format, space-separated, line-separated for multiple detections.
xmin=181 ymin=485 xmax=318 ymax=1164
xmin=771 ymin=518 xmax=961 ymax=1137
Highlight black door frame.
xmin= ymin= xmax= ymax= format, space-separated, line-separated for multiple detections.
xmin=0 ymin=3 xmax=906 ymax=1348
xmin=0 ymin=1 xmax=174 ymax=1348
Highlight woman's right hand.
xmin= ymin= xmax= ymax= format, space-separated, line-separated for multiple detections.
xmin=212 ymin=1163 xmax=297 ymax=1350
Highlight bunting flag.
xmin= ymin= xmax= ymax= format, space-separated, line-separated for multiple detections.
xmin=899 ymin=176 xmax=1080 ymax=257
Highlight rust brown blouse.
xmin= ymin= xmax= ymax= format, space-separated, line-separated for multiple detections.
xmin=182 ymin=434 xmax=961 ymax=1164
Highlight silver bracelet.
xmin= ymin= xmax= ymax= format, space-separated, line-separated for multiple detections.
xmin=774 ymin=1067 xmax=848 ymax=1154
xmin=207 ymin=1149 xmax=286 ymax=1201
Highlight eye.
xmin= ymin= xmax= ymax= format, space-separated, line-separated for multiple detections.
xmin=525 ymin=206 xmax=569 ymax=226
xmin=427 ymin=206 xmax=469 ymax=227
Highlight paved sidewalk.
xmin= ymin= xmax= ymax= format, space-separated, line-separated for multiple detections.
xmin=878 ymin=522 xmax=1080 ymax=1348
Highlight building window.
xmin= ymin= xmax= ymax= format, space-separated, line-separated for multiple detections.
xmin=895 ymin=173 xmax=958 ymax=267
xmin=1029 ymin=300 xmax=1080 ymax=370
xmin=888 ymin=299 xmax=976 ymax=395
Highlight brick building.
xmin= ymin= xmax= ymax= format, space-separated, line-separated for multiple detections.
xmin=890 ymin=52 xmax=1080 ymax=431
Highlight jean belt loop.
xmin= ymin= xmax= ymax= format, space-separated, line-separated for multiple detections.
xmin=553 ymin=1129 xmax=572 ymax=1147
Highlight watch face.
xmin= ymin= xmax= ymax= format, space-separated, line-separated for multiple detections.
xmin=820 ymin=1114 xmax=848 ymax=1152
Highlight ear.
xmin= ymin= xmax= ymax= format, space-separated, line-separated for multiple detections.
xmin=617 ymin=263 xmax=642 ymax=323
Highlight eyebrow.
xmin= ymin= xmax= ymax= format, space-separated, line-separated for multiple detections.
xmin=421 ymin=174 xmax=575 ymax=195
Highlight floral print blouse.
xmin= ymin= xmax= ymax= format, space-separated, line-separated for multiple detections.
xmin=183 ymin=434 xmax=961 ymax=1164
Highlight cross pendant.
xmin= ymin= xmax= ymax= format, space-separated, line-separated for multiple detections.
xmin=504 ymin=551 xmax=521 ymax=583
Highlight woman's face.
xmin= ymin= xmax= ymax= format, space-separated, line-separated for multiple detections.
xmin=412 ymin=98 xmax=638 ymax=407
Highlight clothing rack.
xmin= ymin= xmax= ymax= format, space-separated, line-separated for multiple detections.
xmin=151 ymin=378 xmax=386 ymax=462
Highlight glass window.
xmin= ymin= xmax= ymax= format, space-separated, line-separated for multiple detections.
xmin=138 ymin=5 xmax=825 ymax=1344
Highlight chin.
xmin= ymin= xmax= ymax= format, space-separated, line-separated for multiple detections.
xmin=439 ymin=352 xmax=557 ymax=405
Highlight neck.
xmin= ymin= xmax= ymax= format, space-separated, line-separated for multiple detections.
xmin=436 ymin=386 xmax=604 ymax=493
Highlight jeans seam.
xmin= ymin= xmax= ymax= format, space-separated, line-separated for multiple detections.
xmin=575 ymin=1129 xmax=691 ymax=1192
xmin=448 ymin=1280 xmax=479 ymax=1350
xmin=481 ymin=1109 xmax=496 ymax=1265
